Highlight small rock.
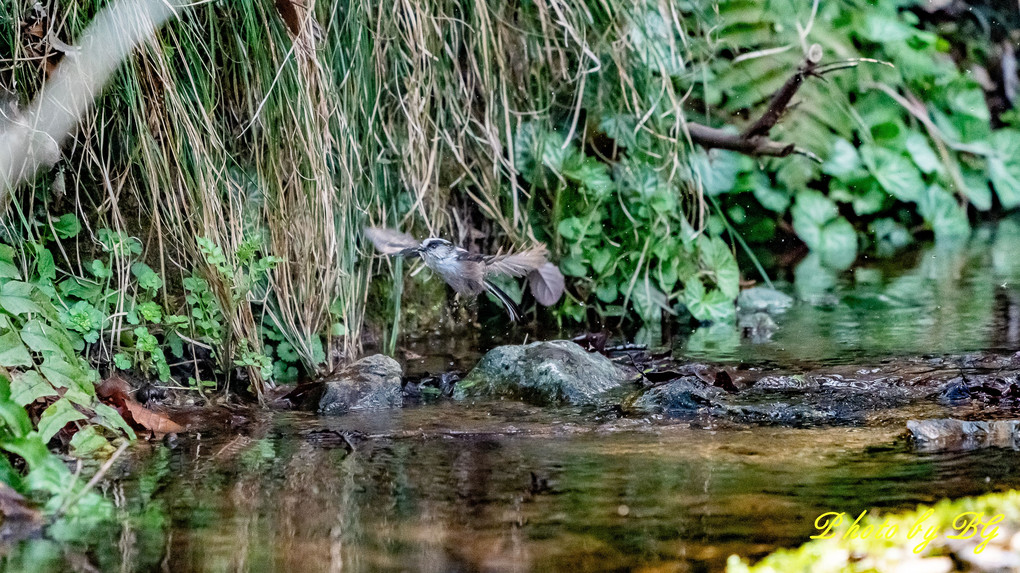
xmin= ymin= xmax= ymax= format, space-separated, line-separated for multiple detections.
xmin=939 ymin=378 xmax=971 ymax=402
xmin=623 ymin=376 xmax=721 ymax=416
xmin=737 ymin=287 xmax=794 ymax=314
xmin=318 ymin=354 xmax=403 ymax=415
xmin=456 ymin=340 xmax=631 ymax=406
xmin=753 ymin=375 xmax=819 ymax=391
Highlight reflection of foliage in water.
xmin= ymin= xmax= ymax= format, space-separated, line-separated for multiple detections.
xmin=681 ymin=222 xmax=1020 ymax=363
xmin=6 ymin=418 xmax=1020 ymax=571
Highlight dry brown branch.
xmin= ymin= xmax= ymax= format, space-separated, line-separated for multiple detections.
xmin=682 ymin=50 xmax=875 ymax=162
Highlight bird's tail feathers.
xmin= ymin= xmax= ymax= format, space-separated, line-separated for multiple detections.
xmin=484 ymin=280 xmax=521 ymax=322
xmin=484 ymin=246 xmax=549 ymax=277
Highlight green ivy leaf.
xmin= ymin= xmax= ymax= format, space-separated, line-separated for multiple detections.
xmin=97 ymin=229 xmax=142 ymax=256
xmin=862 ymin=146 xmax=925 ymax=202
xmin=591 ymin=249 xmax=612 ymax=275
xmin=683 ymin=278 xmax=735 ymax=323
xmin=988 ymin=129 xmax=1020 ymax=209
xmin=599 ymin=114 xmax=638 ymax=148
xmin=904 ymin=131 xmax=941 ymax=175
xmin=631 ymin=278 xmax=668 ymax=322
xmin=0 ymin=332 xmax=33 ymax=368
xmin=958 ymin=169 xmax=992 ymax=212
xmin=0 ymin=244 xmax=21 ymax=280
xmin=791 ymin=191 xmax=858 ymax=268
xmin=88 ymin=259 xmax=112 ymax=279
xmin=52 ymin=213 xmax=81 ymax=239
xmin=747 ymin=171 xmax=790 ymax=213
xmin=791 ymin=190 xmax=837 ymax=250
xmin=949 ymin=86 xmax=990 ymax=121
xmin=918 ymin=184 xmax=971 ymax=244
xmin=10 ymin=371 xmax=57 ymax=407
xmin=823 ymin=138 xmax=864 ymax=178
xmin=557 ymin=217 xmax=584 ymax=241
xmin=691 ymin=149 xmax=740 ymax=196
xmin=0 ymin=282 xmax=43 ymax=316
xmin=37 ymin=399 xmax=87 ymax=443
xmin=69 ymin=425 xmax=112 ymax=457
xmin=131 ymin=263 xmax=164 ymax=293
xmin=816 ymin=217 xmax=859 ymax=270
xmin=871 ymin=218 xmax=913 ymax=256
xmin=560 ymin=256 xmax=588 ymax=278
xmin=698 ymin=236 xmax=739 ymax=299
xmin=595 ymin=278 xmax=618 ymax=303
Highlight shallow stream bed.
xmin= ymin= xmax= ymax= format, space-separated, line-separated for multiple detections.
xmin=9 ymin=227 xmax=1020 ymax=572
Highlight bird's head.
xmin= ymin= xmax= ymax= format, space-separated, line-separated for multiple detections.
xmin=418 ymin=238 xmax=456 ymax=263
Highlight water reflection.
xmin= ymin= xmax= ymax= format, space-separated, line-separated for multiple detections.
xmin=678 ymin=222 xmax=1020 ymax=365
xmin=5 ymin=409 xmax=1020 ymax=573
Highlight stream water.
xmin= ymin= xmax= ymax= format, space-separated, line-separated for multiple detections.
xmin=7 ymin=222 xmax=1020 ymax=572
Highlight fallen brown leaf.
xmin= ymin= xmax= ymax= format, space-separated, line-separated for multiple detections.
xmin=97 ymin=375 xmax=184 ymax=436
xmin=0 ymin=482 xmax=41 ymax=523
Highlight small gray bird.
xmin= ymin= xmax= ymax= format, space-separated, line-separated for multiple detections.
xmin=364 ymin=227 xmax=564 ymax=321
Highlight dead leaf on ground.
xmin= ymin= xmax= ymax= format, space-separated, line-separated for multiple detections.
xmin=0 ymin=482 xmax=42 ymax=523
xmin=97 ymin=375 xmax=184 ymax=436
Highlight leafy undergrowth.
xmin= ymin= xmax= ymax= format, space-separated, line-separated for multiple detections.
xmin=727 ymin=490 xmax=1020 ymax=573
xmin=511 ymin=0 xmax=1020 ymax=325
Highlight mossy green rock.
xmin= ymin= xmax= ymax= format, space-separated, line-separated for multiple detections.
xmin=455 ymin=340 xmax=631 ymax=406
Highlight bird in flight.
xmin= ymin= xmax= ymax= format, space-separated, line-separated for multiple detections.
xmin=364 ymin=227 xmax=564 ymax=321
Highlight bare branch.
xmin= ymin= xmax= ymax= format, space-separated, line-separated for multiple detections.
xmin=682 ymin=51 xmax=886 ymax=162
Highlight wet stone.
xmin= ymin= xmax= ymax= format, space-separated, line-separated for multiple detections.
xmin=618 ymin=359 xmax=939 ymax=425
xmin=939 ymin=378 xmax=971 ymax=402
xmin=751 ymin=375 xmax=820 ymax=391
xmin=455 ymin=340 xmax=632 ymax=406
xmin=736 ymin=286 xmax=794 ymax=314
xmin=622 ymin=376 xmax=721 ymax=416
xmin=907 ymin=419 xmax=1020 ymax=451
xmin=317 ymin=354 xmax=403 ymax=415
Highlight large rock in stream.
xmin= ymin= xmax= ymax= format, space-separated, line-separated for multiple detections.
xmin=908 ymin=419 xmax=1020 ymax=451
xmin=455 ymin=340 xmax=632 ymax=406
xmin=317 ymin=354 xmax=403 ymax=415
xmin=622 ymin=368 xmax=933 ymax=425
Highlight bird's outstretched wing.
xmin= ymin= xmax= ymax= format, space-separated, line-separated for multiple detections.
xmin=528 ymin=262 xmax=565 ymax=306
xmin=483 ymin=246 xmax=549 ymax=277
xmin=364 ymin=227 xmax=420 ymax=256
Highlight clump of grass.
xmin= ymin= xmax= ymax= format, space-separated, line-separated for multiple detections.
xmin=1 ymin=0 xmax=711 ymax=394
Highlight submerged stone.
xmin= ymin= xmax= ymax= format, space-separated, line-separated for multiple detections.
xmin=456 ymin=340 xmax=631 ymax=406
xmin=318 ymin=354 xmax=403 ymax=415
xmin=738 ymin=312 xmax=778 ymax=342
